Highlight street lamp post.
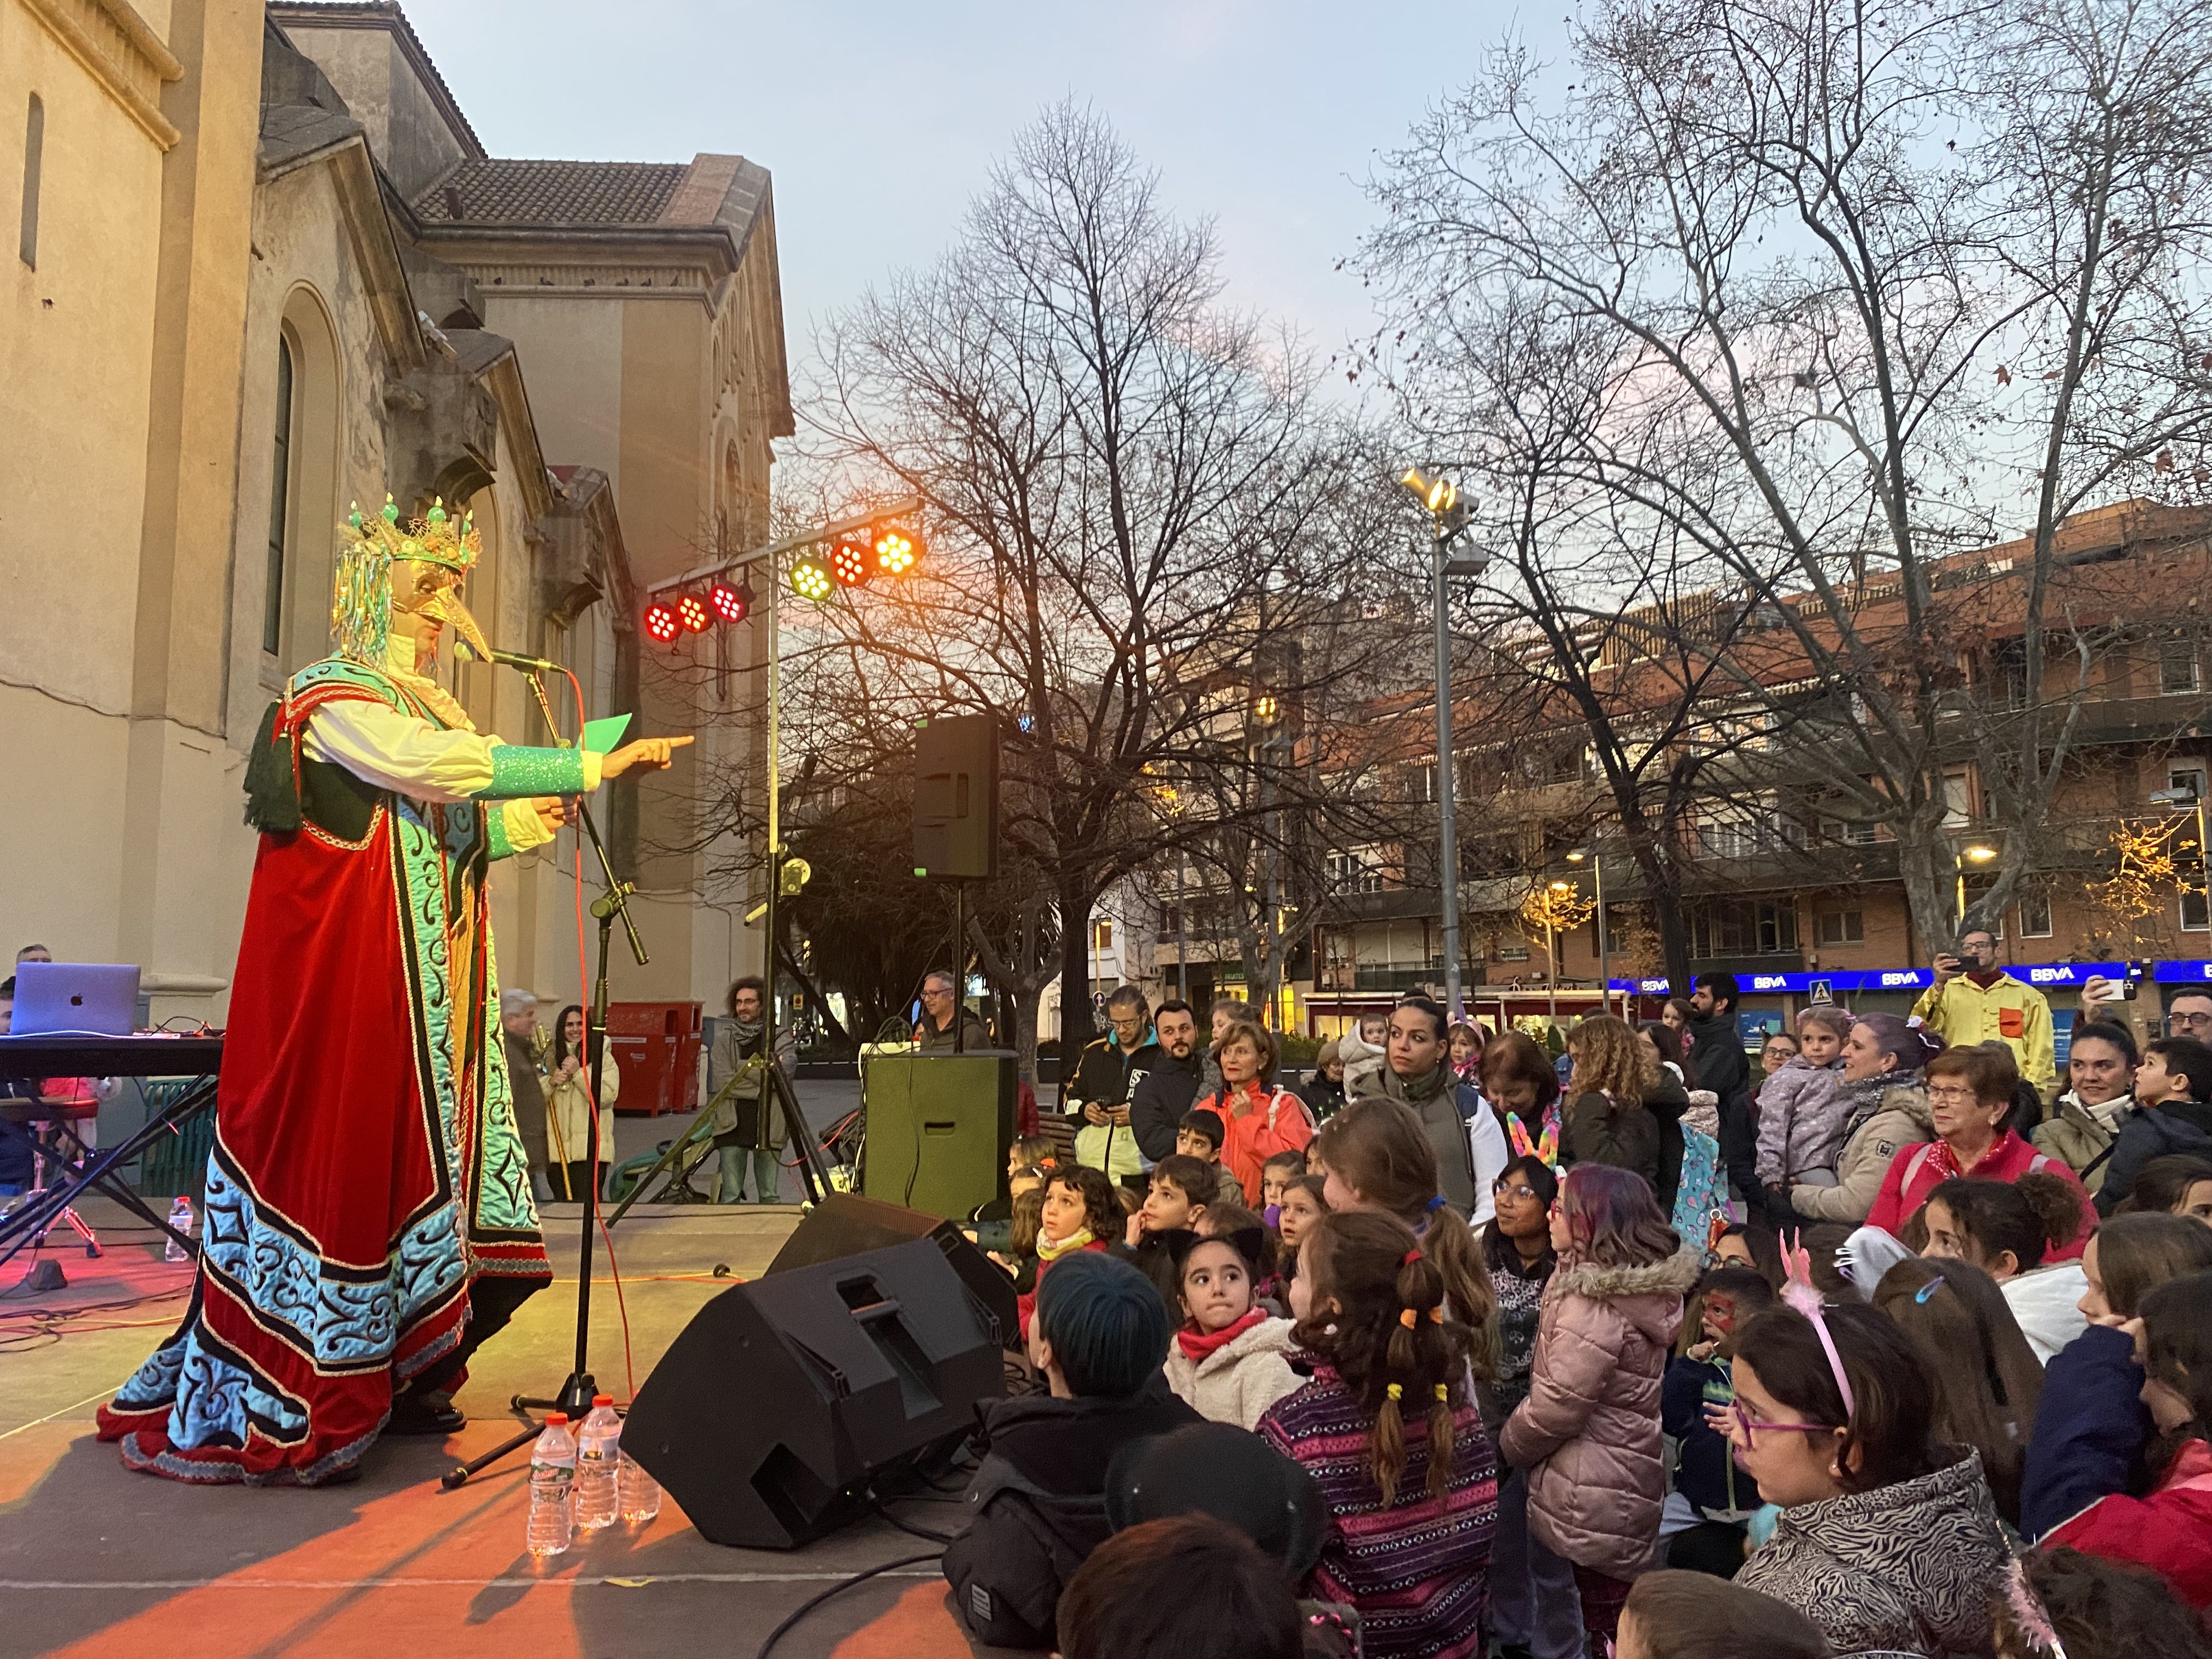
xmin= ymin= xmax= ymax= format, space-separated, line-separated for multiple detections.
xmin=1402 ymin=467 xmax=1482 ymax=1023
xmin=1956 ymin=840 xmax=1999 ymax=930
xmin=1567 ymin=846 xmax=1608 ymax=1017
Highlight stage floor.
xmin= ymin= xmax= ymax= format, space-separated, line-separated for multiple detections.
xmin=1 ymin=1092 xmax=1001 ymax=1659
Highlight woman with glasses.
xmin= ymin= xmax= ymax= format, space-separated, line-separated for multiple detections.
xmin=1863 ymin=1046 xmax=2098 ymax=1257
xmin=1726 ymin=1298 xmax=2007 ymax=1655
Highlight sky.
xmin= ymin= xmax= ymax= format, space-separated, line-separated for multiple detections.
xmin=396 ymin=1 xmax=1575 ymax=383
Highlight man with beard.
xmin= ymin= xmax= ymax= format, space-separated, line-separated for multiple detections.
xmin=1130 ymin=999 xmax=1204 ymax=1165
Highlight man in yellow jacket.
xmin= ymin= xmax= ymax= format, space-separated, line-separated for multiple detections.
xmin=1910 ymin=927 xmax=2056 ymax=1094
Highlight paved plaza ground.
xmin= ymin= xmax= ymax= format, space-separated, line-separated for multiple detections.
xmin=1 ymin=1084 xmax=1002 ymax=1659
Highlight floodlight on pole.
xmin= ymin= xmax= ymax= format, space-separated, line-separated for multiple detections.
xmin=708 ymin=580 xmax=753 ymax=624
xmin=643 ymin=600 xmax=679 ymax=644
xmin=676 ymin=592 xmax=712 ymax=634
xmin=790 ymin=553 xmax=834 ymax=602
xmin=1401 ymin=467 xmax=1458 ymax=515
xmin=873 ymin=522 xmax=921 ymax=575
xmin=829 ymin=535 xmax=872 ymax=588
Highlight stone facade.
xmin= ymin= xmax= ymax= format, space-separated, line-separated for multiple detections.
xmin=2 ymin=0 xmax=789 ymax=1024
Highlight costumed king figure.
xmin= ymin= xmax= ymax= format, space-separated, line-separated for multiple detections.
xmin=99 ymin=494 xmax=687 ymax=1485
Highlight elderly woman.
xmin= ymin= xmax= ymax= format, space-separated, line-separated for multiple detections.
xmin=1297 ymin=1038 xmax=1347 ymax=1122
xmin=1787 ymin=1013 xmax=1939 ymax=1229
xmin=1865 ymin=1045 xmax=2097 ymax=1256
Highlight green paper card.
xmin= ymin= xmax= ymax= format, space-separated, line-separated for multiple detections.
xmin=581 ymin=714 xmax=631 ymax=755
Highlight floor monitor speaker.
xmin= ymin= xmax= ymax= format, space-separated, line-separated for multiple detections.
xmin=861 ymin=1050 xmax=1014 ymax=1222
xmin=620 ymin=1237 xmax=1003 ymax=1549
xmin=767 ymin=1190 xmax=1019 ymax=1344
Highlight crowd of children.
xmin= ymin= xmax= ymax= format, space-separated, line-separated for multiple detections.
xmin=941 ymin=988 xmax=2212 ymax=1659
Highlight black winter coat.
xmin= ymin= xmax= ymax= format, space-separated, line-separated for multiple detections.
xmin=1130 ymin=1048 xmax=1204 ymax=1163
xmin=942 ymin=1383 xmax=1202 ymax=1649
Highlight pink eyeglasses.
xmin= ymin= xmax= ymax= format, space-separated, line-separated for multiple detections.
xmin=1722 ymin=1399 xmax=1839 ymax=1444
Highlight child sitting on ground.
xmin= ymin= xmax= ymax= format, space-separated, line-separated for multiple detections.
xmin=1276 ymin=1172 xmax=1327 ymax=1286
xmin=1260 ymin=1148 xmax=1305 ymax=1228
xmin=1756 ymin=1006 xmax=1853 ymax=1206
xmin=1177 ymin=1107 xmax=1247 ymax=1207
xmin=1016 ymin=1163 xmax=1121 ymax=1340
xmin=1661 ymin=1265 xmax=1773 ymax=1576
xmin=1260 ymin=1209 xmax=1498 ymax=1659
xmin=1615 ymin=1568 xmax=1829 ymax=1659
xmin=1163 ymin=1228 xmax=1301 ymax=1429
xmin=943 ymin=1250 xmax=1202 ymax=1650
xmin=990 ymin=1184 xmax=1047 ymax=1296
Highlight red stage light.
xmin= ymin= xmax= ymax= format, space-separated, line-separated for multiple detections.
xmin=709 ymin=580 xmax=752 ymax=624
xmin=830 ymin=535 xmax=872 ymax=587
xmin=644 ymin=600 xmax=679 ymax=642
xmin=678 ymin=593 xmax=712 ymax=633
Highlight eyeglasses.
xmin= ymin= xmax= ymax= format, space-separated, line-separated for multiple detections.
xmin=1728 ymin=1400 xmax=1839 ymax=1443
xmin=1925 ymin=1085 xmax=1983 ymax=1105
xmin=1493 ymin=1182 xmax=1542 ymax=1202
xmin=2169 ymin=1009 xmax=2212 ymax=1035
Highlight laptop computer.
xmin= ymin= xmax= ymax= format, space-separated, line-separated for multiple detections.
xmin=7 ymin=962 xmax=141 ymax=1037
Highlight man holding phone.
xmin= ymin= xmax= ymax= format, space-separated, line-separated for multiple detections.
xmin=1910 ymin=927 xmax=2056 ymax=1093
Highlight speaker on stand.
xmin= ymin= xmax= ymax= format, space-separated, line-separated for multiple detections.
xmin=621 ymin=1229 xmax=1006 ymax=1549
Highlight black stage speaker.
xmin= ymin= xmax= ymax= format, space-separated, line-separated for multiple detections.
xmin=862 ymin=1050 xmax=1015 ymax=1221
xmin=622 ymin=1237 xmax=1005 ymax=1549
xmin=913 ymin=714 xmax=998 ymax=881
xmin=767 ymin=1190 xmax=1020 ymax=1342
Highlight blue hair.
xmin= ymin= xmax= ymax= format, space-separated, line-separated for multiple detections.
xmin=1035 ymin=1250 xmax=1170 ymax=1398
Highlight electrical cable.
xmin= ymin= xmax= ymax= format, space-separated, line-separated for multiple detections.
xmin=753 ymin=1551 xmax=942 ymax=1659
xmin=865 ymin=1490 xmax=956 ymax=1544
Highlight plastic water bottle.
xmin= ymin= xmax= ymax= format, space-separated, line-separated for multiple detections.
xmin=617 ymin=1429 xmax=662 ymax=1525
xmin=163 ymin=1198 xmax=193 ymax=1263
xmin=574 ymin=1395 xmax=621 ymax=1530
xmin=526 ymin=1413 xmax=577 ymax=1557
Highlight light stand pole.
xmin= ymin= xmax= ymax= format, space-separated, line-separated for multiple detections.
xmin=1402 ymin=468 xmax=1481 ymax=1023
xmin=1568 ymin=845 xmax=1609 ymax=1017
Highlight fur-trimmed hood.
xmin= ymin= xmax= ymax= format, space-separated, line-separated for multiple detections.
xmin=1550 ymin=1248 xmax=1703 ymax=1345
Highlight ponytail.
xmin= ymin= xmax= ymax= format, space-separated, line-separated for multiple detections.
xmin=1295 ymin=1211 xmax=1477 ymax=1507
xmin=1417 ymin=1200 xmax=1498 ymax=1380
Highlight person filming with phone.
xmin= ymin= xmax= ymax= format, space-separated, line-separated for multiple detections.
xmin=1910 ymin=927 xmax=2055 ymax=1097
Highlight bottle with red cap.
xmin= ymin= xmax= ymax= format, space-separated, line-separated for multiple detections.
xmin=574 ymin=1394 xmax=622 ymax=1530
xmin=525 ymin=1412 xmax=576 ymax=1556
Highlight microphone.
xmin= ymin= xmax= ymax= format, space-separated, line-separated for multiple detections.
xmin=460 ymin=642 xmax=561 ymax=673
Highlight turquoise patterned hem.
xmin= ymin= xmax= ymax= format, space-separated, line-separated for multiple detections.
xmin=481 ymin=745 xmax=586 ymax=800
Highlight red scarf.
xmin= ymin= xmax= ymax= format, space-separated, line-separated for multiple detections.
xmin=1176 ymin=1307 xmax=1267 ymax=1362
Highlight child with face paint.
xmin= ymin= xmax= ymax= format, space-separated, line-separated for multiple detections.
xmin=1660 ymin=1267 xmax=1775 ymax=1576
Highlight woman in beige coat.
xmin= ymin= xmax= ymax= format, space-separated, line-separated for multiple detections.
xmin=545 ymin=1002 xmax=619 ymax=1201
xmin=1500 ymin=1163 xmax=1700 ymax=1651
xmin=1788 ymin=1014 xmax=1939 ymax=1227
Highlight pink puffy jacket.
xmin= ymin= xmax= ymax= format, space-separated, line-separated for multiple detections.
xmin=1500 ymin=1247 xmax=1702 ymax=1580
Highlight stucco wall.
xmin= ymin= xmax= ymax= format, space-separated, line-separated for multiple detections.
xmin=0 ymin=3 xmax=168 ymax=721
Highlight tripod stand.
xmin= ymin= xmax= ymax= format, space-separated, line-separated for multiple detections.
xmin=442 ymin=681 xmax=644 ymax=1490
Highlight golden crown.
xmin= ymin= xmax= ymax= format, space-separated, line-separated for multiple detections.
xmin=331 ymin=494 xmax=481 ymax=663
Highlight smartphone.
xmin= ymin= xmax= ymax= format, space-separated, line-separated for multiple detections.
xmin=2119 ymin=961 xmax=2145 ymax=1001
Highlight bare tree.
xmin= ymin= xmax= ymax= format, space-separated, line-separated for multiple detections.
xmin=1364 ymin=0 xmax=2212 ymax=952
xmin=800 ymin=101 xmax=1412 ymax=1058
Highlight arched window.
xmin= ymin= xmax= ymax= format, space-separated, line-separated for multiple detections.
xmin=19 ymin=94 xmax=42 ymax=269
xmin=262 ymin=334 xmax=296 ymax=655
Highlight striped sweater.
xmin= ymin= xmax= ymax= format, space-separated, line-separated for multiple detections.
xmin=1259 ymin=1359 xmax=1498 ymax=1659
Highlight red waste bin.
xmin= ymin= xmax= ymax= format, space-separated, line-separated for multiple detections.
xmin=606 ymin=1001 xmax=703 ymax=1116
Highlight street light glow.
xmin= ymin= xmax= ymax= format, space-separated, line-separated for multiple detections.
xmin=1401 ymin=467 xmax=1458 ymax=515
xmin=1965 ymin=844 xmax=1999 ymax=862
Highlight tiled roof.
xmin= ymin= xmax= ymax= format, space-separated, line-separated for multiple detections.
xmin=414 ymin=160 xmax=691 ymax=227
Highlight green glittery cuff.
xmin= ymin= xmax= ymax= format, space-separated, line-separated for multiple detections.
xmin=486 ymin=803 xmax=515 ymax=862
xmin=480 ymin=745 xmax=588 ymax=800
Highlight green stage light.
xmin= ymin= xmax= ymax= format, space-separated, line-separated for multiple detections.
xmin=790 ymin=553 xmax=834 ymax=602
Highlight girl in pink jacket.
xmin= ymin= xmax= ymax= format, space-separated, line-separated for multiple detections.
xmin=1500 ymin=1164 xmax=1701 ymax=1649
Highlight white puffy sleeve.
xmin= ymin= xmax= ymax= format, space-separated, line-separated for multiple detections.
xmin=301 ymin=700 xmax=601 ymax=802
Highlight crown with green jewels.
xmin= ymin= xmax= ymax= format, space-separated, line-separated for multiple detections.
xmin=330 ymin=493 xmax=482 ymax=663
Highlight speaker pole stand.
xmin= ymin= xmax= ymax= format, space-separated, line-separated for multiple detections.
xmin=444 ymin=780 xmax=644 ymax=1490
xmin=952 ymin=881 xmax=965 ymax=1054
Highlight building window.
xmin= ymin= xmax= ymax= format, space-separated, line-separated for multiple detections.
xmin=1815 ymin=909 xmax=1864 ymax=946
xmin=1690 ymin=899 xmax=1799 ymax=959
xmin=2161 ymin=638 xmax=2200 ymax=695
xmin=1094 ymin=919 xmax=1113 ymax=951
xmin=1824 ymin=816 xmax=1881 ymax=847
xmin=2183 ymin=889 xmax=2210 ymax=933
xmin=1327 ymin=846 xmax=1385 ymax=894
xmin=1494 ymin=935 xmax=1531 ymax=962
xmin=263 ymin=335 xmax=296 ymax=656
xmin=1159 ymin=903 xmax=1181 ymax=934
xmin=1942 ymin=767 xmax=1974 ymax=827
xmin=19 ymin=94 xmax=41 ymax=269
xmin=2171 ymin=764 xmax=2209 ymax=802
xmin=2017 ymin=890 xmax=2053 ymax=938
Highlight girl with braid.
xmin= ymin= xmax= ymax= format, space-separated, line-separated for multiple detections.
xmin=1258 ymin=1210 xmax=1498 ymax=1659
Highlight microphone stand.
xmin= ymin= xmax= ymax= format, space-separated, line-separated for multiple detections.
xmin=442 ymin=667 xmax=645 ymax=1490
